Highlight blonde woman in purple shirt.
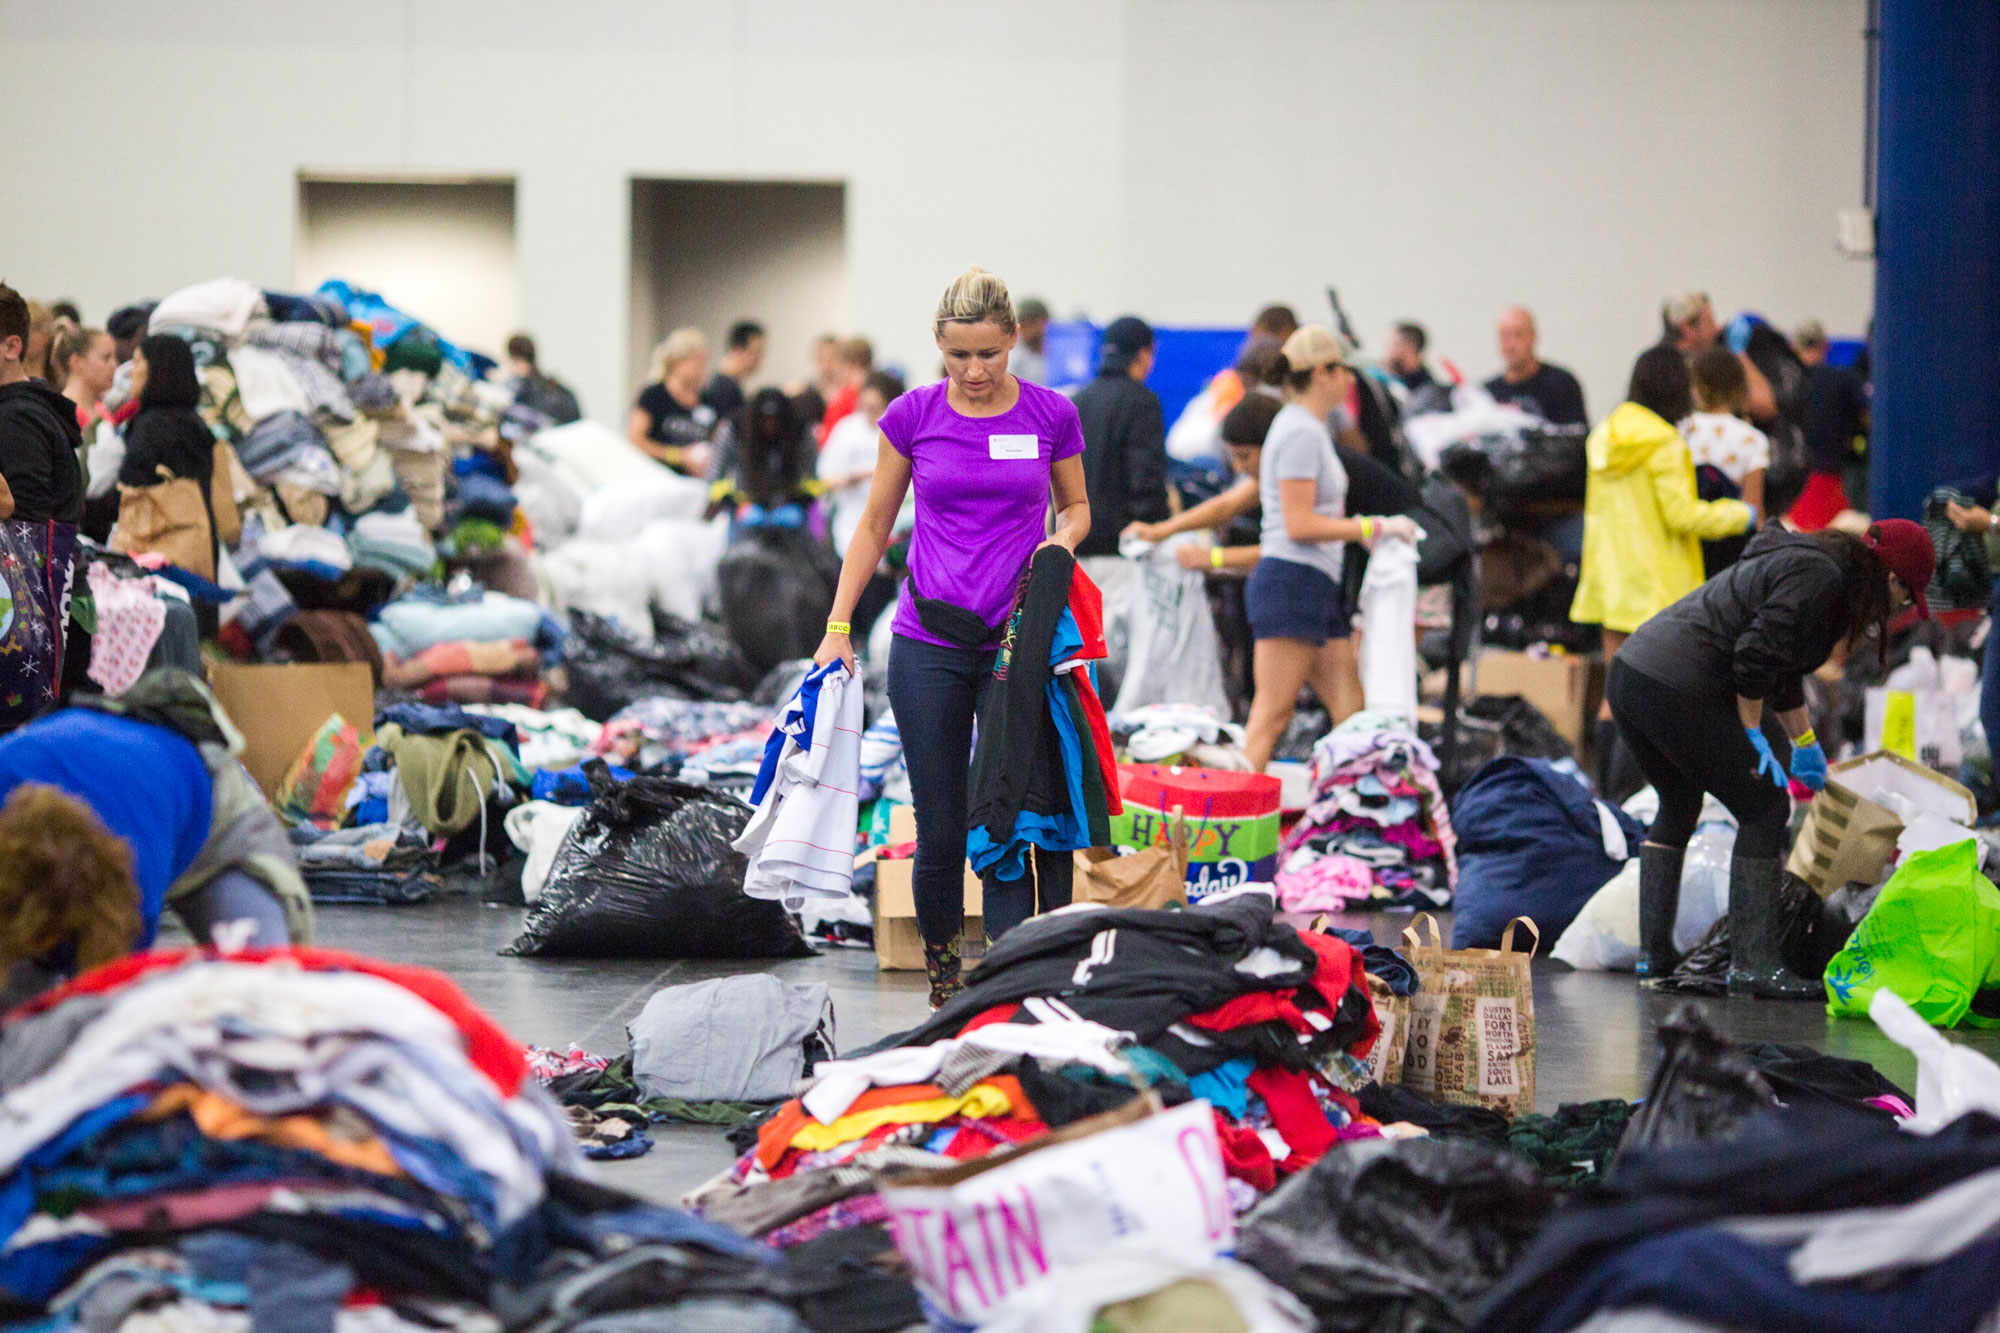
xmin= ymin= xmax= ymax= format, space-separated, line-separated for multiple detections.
xmin=814 ymin=267 xmax=1091 ymax=1007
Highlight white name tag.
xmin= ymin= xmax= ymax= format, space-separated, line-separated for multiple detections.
xmin=989 ymin=433 xmax=1038 ymax=460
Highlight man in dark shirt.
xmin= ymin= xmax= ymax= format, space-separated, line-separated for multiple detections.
xmin=1072 ymin=316 xmax=1169 ymax=560
xmin=1385 ymin=320 xmax=1436 ymax=395
xmin=1794 ymin=319 xmax=1868 ymax=476
xmin=0 ymin=283 xmax=82 ymax=524
xmin=1484 ymin=306 xmax=1588 ymax=428
xmin=703 ymin=320 xmax=765 ymax=420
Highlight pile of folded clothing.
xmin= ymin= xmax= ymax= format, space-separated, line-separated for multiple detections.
xmin=380 ymin=636 xmax=546 ymax=707
xmin=0 ymin=946 xmax=804 ymax=1330
xmin=689 ymin=889 xmax=1400 ymax=1255
xmin=1276 ymin=712 xmax=1459 ymax=912
xmin=289 ymin=823 xmax=440 ymax=904
xmin=0 ymin=946 xmax=574 ymax=1315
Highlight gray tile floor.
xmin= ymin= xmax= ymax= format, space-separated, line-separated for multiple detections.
xmin=307 ymin=896 xmax=2000 ymax=1203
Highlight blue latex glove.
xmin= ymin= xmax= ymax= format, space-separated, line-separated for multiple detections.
xmin=1790 ymin=740 xmax=1829 ymax=792
xmin=1744 ymin=501 xmax=1761 ymax=528
xmin=1725 ymin=315 xmax=1754 ymax=355
xmin=1746 ymin=727 xmax=1788 ymax=788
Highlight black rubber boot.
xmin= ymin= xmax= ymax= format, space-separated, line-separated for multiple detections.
xmin=1636 ymin=842 xmax=1685 ymax=983
xmin=1725 ymin=854 xmax=1824 ymax=1001
xmin=923 ymin=936 xmax=964 ymax=1012
xmin=1593 ymin=718 xmax=1620 ymax=796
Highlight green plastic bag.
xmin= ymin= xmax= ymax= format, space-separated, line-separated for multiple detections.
xmin=1825 ymin=840 xmax=2000 ymax=1028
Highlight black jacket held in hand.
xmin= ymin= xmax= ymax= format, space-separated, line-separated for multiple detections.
xmin=0 ymin=380 xmax=84 ymax=523
xmin=967 ymin=544 xmax=1074 ymax=852
xmin=1617 ymin=527 xmax=1850 ymax=712
xmin=1072 ymin=369 xmax=1168 ymax=557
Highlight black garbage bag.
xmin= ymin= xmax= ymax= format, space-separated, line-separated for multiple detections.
xmin=1425 ymin=693 xmax=1572 ymax=797
xmin=716 ymin=527 xmax=841 ymax=675
xmin=1238 ymin=1136 xmax=1553 ymax=1333
xmin=562 ymin=610 xmax=752 ymax=722
xmin=1653 ymin=872 xmax=1854 ymax=996
xmin=1613 ymin=1004 xmax=1780 ymax=1165
xmin=1441 ymin=426 xmax=1588 ymax=523
xmin=505 ymin=764 xmax=813 ymax=959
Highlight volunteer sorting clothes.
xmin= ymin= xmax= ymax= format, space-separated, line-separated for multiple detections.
xmin=814 ymin=265 xmax=1092 ymax=1009
xmin=0 ymin=670 xmax=310 ymax=1008
xmin=1242 ymin=326 xmax=1416 ymax=770
xmin=1608 ymin=520 xmax=1935 ymax=996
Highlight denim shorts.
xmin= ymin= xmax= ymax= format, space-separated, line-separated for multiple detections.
xmin=1246 ymin=556 xmax=1349 ymax=645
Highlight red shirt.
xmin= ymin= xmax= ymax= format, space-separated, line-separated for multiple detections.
xmin=818 ymin=382 xmax=859 ymax=447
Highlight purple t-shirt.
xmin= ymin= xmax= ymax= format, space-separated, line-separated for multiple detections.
xmin=881 ymin=378 xmax=1086 ymax=649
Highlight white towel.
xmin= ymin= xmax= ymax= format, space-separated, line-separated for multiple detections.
xmin=735 ymin=663 xmax=863 ymax=908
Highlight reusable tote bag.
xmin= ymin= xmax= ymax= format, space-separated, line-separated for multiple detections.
xmin=0 ymin=518 xmax=78 ymax=731
xmin=1401 ymin=913 xmax=1538 ymax=1115
xmin=110 ymin=465 xmax=214 ymax=581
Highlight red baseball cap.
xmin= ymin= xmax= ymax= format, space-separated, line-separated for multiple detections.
xmin=1865 ymin=518 xmax=1936 ymax=619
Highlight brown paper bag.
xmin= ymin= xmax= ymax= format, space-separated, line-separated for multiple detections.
xmin=1075 ymin=808 xmax=1189 ymax=910
xmin=110 ymin=465 xmax=214 ymax=581
xmin=1401 ymin=913 xmax=1538 ymax=1115
xmin=1786 ymin=751 xmax=1977 ymax=898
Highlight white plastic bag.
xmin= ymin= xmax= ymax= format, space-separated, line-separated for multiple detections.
xmin=541 ymin=539 xmax=657 ymax=643
xmin=1551 ymin=815 xmax=1735 ymax=971
xmin=1112 ymin=534 xmax=1229 ymax=718
xmin=574 ymin=471 xmax=708 ymax=541
xmin=1870 ymin=987 xmax=2000 ymax=1133
xmin=631 ymin=516 xmax=728 ymax=625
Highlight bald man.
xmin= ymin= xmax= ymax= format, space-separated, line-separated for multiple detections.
xmin=1484 ymin=307 xmax=1588 ymax=428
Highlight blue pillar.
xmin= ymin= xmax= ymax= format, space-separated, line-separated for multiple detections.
xmin=1870 ymin=0 xmax=2000 ymax=520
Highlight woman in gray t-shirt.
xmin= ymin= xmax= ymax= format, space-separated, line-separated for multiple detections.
xmin=1242 ymin=327 xmax=1416 ymax=769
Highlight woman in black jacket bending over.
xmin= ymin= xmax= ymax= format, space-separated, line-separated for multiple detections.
xmin=1609 ymin=520 xmax=1935 ymax=997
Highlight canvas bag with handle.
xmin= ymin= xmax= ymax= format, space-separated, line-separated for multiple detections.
xmin=111 ymin=465 xmax=214 ymax=581
xmin=1401 ymin=912 xmax=1538 ymax=1114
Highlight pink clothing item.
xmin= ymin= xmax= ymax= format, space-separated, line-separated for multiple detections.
xmin=1275 ymin=853 xmax=1378 ymax=911
xmin=879 ymin=379 xmax=1086 ymax=650
xmin=86 ymin=562 xmax=168 ymax=695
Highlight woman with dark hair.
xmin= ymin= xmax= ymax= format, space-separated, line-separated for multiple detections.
xmin=119 ymin=334 xmax=219 ymax=569
xmin=708 ymin=386 xmax=821 ymax=540
xmin=1610 ymin=519 xmax=1935 ymax=997
xmin=1573 ymin=345 xmax=1757 ymax=742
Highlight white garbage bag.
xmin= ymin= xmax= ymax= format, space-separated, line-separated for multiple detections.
xmin=575 ymin=471 xmax=708 ymax=542
xmin=631 ymin=516 xmax=729 ymax=625
xmin=541 ymin=539 xmax=657 ymax=643
xmin=1112 ymin=533 xmax=1228 ymax=719
xmin=1552 ymin=795 xmax=1736 ymax=971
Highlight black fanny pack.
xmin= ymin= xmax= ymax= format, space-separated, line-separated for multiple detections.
xmin=909 ymin=573 xmax=1006 ymax=649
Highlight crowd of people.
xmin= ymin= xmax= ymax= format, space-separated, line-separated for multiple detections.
xmin=8 ymin=249 xmax=2000 ymax=1332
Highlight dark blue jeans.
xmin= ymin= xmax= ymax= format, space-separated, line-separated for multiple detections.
xmin=1985 ymin=580 xmax=2000 ymax=770
xmin=886 ymin=634 xmax=1072 ymax=946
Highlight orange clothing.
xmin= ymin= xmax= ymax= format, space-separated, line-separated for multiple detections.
xmin=146 ymin=1084 xmax=407 ymax=1178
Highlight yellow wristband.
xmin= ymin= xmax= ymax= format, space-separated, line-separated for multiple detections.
xmin=1359 ymin=516 xmax=1375 ymax=541
xmin=825 ymin=621 xmax=851 ymax=636
xmin=1795 ymin=728 xmax=1817 ymax=748
xmin=1209 ymin=546 xmax=1224 ymax=569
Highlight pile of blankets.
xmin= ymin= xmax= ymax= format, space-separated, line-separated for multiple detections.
xmin=0 ymin=947 xmax=829 ymax=1330
xmin=1275 ymin=713 xmax=1459 ymax=912
xmin=688 ymin=889 xmax=1401 ymax=1254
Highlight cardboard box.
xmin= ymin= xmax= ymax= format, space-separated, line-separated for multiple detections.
xmin=857 ymin=804 xmax=984 ymax=970
xmin=1474 ymin=649 xmax=1603 ymax=748
xmin=208 ymin=661 xmax=375 ymax=799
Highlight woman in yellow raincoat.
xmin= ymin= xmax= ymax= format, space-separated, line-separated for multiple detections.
xmin=1572 ymin=345 xmax=1755 ymax=729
